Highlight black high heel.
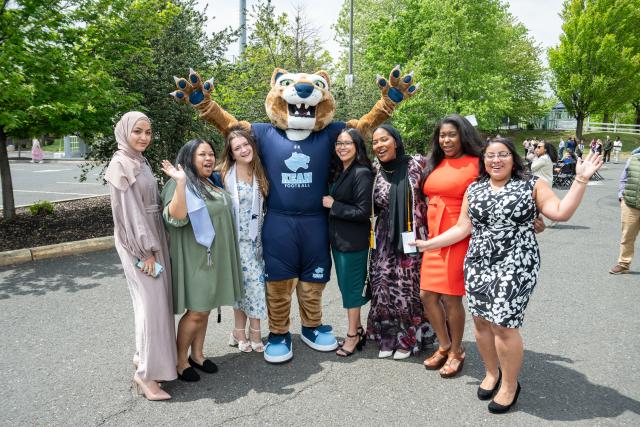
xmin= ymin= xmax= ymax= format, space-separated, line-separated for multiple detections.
xmin=488 ymin=382 xmax=521 ymax=414
xmin=357 ymin=326 xmax=367 ymax=349
xmin=339 ymin=326 xmax=366 ymax=348
xmin=477 ymin=369 xmax=502 ymax=400
xmin=336 ymin=333 xmax=360 ymax=357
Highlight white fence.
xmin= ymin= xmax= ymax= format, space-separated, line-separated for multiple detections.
xmin=585 ymin=120 xmax=640 ymax=135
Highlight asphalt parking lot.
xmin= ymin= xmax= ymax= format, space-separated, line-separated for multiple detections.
xmin=2 ymin=161 xmax=108 ymax=207
xmin=1 ymin=161 xmax=638 ymax=426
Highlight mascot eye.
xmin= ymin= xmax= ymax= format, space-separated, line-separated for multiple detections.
xmin=279 ymin=79 xmax=294 ymax=87
xmin=313 ymin=80 xmax=326 ymax=89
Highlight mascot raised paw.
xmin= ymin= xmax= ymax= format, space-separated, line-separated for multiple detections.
xmin=172 ymin=66 xmax=418 ymax=363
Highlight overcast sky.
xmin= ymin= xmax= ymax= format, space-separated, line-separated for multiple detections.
xmin=199 ymin=0 xmax=564 ymax=62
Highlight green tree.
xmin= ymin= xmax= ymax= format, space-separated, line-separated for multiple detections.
xmin=80 ymin=0 xmax=236 ymax=175
xmin=548 ymin=0 xmax=640 ymax=139
xmin=333 ymin=0 xmax=545 ymax=152
xmin=0 ymin=0 xmax=123 ymax=219
xmin=214 ymin=0 xmax=333 ymax=126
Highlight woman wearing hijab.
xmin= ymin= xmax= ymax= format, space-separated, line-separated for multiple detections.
xmin=31 ymin=138 xmax=44 ymax=163
xmin=105 ymin=111 xmax=177 ymax=401
xmin=161 ymin=139 xmax=243 ymax=383
xmin=367 ymin=124 xmax=435 ymax=359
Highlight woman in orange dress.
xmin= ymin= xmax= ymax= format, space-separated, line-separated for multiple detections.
xmin=420 ymin=114 xmax=483 ymax=377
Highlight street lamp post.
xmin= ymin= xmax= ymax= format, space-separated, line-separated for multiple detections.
xmin=346 ymin=0 xmax=354 ymax=88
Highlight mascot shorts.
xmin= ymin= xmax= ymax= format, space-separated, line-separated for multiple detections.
xmin=263 ymin=212 xmax=331 ymax=283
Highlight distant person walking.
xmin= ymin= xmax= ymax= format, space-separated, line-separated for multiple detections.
xmin=558 ymin=138 xmax=565 ymax=158
xmin=576 ymin=139 xmax=585 ymax=159
xmin=30 ymin=139 xmax=44 ymax=163
xmin=613 ymin=136 xmax=622 ymax=163
xmin=566 ymin=136 xmax=576 ymax=154
xmin=105 ymin=111 xmax=177 ymax=401
xmin=609 ymin=152 xmax=640 ymax=275
xmin=603 ymin=135 xmax=613 ymax=163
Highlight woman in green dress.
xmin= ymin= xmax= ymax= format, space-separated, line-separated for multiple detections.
xmin=161 ymin=139 xmax=244 ymax=382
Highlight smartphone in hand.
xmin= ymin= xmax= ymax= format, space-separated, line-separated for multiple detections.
xmin=135 ymin=259 xmax=165 ymax=277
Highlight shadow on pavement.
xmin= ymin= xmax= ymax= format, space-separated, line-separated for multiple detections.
xmin=457 ymin=343 xmax=640 ymax=421
xmin=0 ymin=251 xmax=121 ymax=299
xmin=162 ymin=334 xmax=330 ymax=405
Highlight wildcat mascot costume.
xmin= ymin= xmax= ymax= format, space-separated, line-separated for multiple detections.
xmin=172 ymin=66 xmax=417 ymax=363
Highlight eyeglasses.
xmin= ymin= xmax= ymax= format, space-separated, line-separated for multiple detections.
xmin=484 ymin=152 xmax=512 ymax=160
xmin=335 ymin=141 xmax=354 ymax=148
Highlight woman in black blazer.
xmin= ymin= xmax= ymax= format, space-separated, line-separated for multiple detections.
xmin=322 ymin=128 xmax=374 ymax=357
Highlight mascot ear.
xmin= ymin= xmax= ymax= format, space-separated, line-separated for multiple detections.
xmin=315 ymin=70 xmax=331 ymax=88
xmin=271 ymin=68 xmax=289 ymax=87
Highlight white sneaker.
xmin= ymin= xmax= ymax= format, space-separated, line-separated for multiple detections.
xmin=393 ymin=349 xmax=411 ymax=360
xmin=378 ymin=350 xmax=394 ymax=358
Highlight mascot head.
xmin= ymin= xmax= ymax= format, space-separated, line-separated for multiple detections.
xmin=265 ymin=68 xmax=336 ymax=141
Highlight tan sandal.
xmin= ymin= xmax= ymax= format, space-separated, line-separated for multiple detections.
xmin=423 ymin=347 xmax=450 ymax=370
xmin=439 ymin=347 xmax=465 ymax=378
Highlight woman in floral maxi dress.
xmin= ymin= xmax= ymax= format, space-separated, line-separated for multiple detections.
xmin=367 ymin=124 xmax=435 ymax=359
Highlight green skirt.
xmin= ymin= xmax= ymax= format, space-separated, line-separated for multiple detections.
xmin=332 ymin=248 xmax=370 ymax=309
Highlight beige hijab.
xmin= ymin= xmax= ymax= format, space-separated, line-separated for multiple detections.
xmin=104 ymin=112 xmax=151 ymax=191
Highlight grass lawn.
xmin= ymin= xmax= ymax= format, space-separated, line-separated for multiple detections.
xmin=497 ymin=129 xmax=640 ymax=156
xmin=41 ymin=138 xmax=65 ymax=153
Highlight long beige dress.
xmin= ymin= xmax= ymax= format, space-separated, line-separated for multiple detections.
xmin=109 ymin=161 xmax=177 ymax=382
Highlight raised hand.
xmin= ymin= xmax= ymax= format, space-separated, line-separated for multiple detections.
xmin=170 ymin=68 xmax=215 ymax=106
xmin=376 ymin=65 xmax=419 ymax=104
xmin=575 ymin=152 xmax=603 ymax=179
xmin=161 ymin=160 xmax=186 ymax=183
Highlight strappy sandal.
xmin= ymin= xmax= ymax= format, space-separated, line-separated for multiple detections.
xmin=423 ymin=347 xmax=450 ymax=370
xmin=439 ymin=347 xmax=465 ymax=378
xmin=336 ymin=333 xmax=359 ymax=357
xmin=339 ymin=326 xmax=365 ymax=347
xmin=228 ymin=328 xmax=252 ymax=353
xmin=249 ymin=327 xmax=264 ymax=353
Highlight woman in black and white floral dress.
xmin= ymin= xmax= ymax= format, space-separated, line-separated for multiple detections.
xmin=412 ymin=138 xmax=602 ymax=414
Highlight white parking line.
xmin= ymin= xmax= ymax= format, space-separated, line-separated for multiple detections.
xmin=14 ymin=190 xmax=97 ymax=196
xmin=32 ymin=169 xmax=73 ymax=173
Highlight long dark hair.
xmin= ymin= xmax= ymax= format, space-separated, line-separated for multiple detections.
xmin=175 ymin=139 xmax=217 ymax=200
xmin=329 ymin=128 xmax=373 ymax=182
xmin=421 ymin=114 xmax=483 ymax=185
xmin=541 ymin=140 xmax=558 ymax=163
xmin=477 ymin=137 xmax=527 ymax=181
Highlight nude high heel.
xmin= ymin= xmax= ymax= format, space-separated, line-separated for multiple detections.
xmin=133 ymin=375 xmax=171 ymax=401
xmin=229 ymin=328 xmax=252 ymax=353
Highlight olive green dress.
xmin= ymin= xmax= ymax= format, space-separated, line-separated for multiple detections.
xmin=161 ymin=179 xmax=244 ymax=314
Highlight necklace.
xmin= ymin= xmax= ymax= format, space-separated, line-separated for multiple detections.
xmin=381 ymin=165 xmax=395 ymax=173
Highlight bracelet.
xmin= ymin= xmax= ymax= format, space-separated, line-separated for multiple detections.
xmin=574 ymin=176 xmax=588 ymax=184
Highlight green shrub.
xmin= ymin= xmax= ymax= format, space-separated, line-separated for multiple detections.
xmin=29 ymin=200 xmax=54 ymax=216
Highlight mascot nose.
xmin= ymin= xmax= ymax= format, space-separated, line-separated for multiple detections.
xmin=294 ymin=83 xmax=314 ymax=99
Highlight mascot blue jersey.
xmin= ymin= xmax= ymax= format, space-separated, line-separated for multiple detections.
xmin=252 ymin=122 xmax=346 ymax=215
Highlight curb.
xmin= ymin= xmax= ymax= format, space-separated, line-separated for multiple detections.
xmin=0 ymin=236 xmax=114 ymax=267
xmin=1 ymin=194 xmax=108 ymax=211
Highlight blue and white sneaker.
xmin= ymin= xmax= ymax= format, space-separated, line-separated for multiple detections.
xmin=264 ymin=332 xmax=293 ymax=364
xmin=300 ymin=325 xmax=338 ymax=351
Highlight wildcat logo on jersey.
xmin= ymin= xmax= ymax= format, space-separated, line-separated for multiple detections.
xmin=312 ymin=267 xmax=325 ymax=279
xmin=282 ymin=151 xmax=312 ymax=188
